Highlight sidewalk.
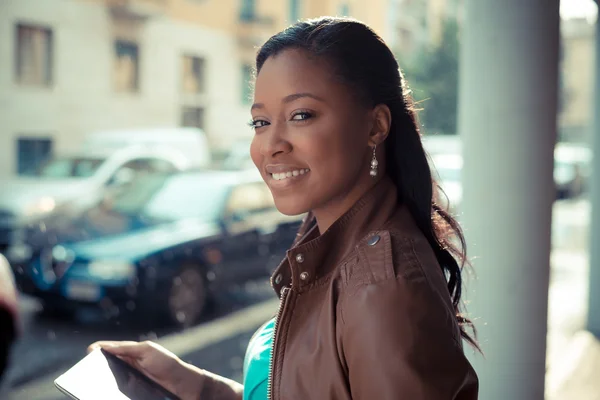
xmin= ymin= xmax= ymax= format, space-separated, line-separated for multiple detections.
xmin=545 ymin=198 xmax=597 ymax=399
xmin=547 ymin=331 xmax=600 ymax=400
xmin=4 ymin=298 xmax=280 ymax=400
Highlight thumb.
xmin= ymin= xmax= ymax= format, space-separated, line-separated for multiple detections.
xmin=87 ymin=341 xmax=148 ymax=358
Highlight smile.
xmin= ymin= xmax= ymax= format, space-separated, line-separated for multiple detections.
xmin=270 ymin=168 xmax=310 ymax=181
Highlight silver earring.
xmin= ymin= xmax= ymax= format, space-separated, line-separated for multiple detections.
xmin=370 ymin=146 xmax=378 ymax=177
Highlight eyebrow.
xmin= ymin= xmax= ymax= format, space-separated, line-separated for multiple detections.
xmin=251 ymin=92 xmax=325 ymax=111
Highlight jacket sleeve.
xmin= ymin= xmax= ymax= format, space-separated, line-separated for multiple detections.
xmin=341 ymin=274 xmax=478 ymax=400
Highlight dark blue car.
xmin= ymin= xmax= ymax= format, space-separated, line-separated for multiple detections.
xmin=8 ymin=170 xmax=301 ymax=327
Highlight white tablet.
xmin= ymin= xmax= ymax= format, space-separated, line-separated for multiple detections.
xmin=54 ymin=348 xmax=180 ymax=400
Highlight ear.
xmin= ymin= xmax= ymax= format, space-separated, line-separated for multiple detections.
xmin=368 ymin=104 xmax=392 ymax=147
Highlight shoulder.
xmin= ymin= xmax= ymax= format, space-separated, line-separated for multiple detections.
xmin=341 ymin=228 xmax=457 ymax=320
xmin=339 ymin=229 xmax=462 ymax=343
xmin=343 ymin=228 xmax=443 ymax=288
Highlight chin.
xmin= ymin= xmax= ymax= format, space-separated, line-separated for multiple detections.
xmin=273 ymin=197 xmax=310 ymax=217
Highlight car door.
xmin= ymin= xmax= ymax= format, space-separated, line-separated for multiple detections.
xmin=228 ymin=182 xmax=302 ymax=277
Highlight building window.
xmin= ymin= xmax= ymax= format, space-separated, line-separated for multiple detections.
xmin=289 ymin=0 xmax=301 ymax=22
xmin=241 ymin=64 xmax=253 ymax=104
xmin=181 ymin=107 xmax=205 ymax=130
xmin=398 ymin=27 xmax=413 ymax=51
xmin=15 ymin=24 xmax=53 ymax=86
xmin=182 ymin=55 xmax=205 ymax=94
xmin=16 ymin=137 xmax=53 ymax=175
xmin=114 ymin=40 xmax=139 ymax=92
xmin=339 ymin=3 xmax=350 ymax=16
xmin=240 ymin=0 xmax=256 ymax=21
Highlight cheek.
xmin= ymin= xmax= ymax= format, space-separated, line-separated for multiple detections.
xmin=249 ymin=136 xmax=261 ymax=168
xmin=308 ymin=121 xmax=366 ymax=178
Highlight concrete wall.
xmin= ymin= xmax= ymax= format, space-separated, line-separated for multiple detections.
xmin=0 ymin=0 xmax=251 ymax=177
xmin=559 ymin=17 xmax=595 ymax=142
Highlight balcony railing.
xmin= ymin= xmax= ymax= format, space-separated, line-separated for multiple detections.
xmin=236 ymin=13 xmax=275 ymax=49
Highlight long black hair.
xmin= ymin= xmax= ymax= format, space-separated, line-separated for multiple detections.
xmin=256 ymin=17 xmax=479 ymax=351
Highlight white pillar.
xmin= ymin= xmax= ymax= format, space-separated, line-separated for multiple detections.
xmin=587 ymin=6 xmax=600 ymax=336
xmin=457 ymin=1 xmax=560 ymax=399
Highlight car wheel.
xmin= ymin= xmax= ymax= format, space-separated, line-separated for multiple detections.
xmin=166 ymin=265 xmax=207 ymax=329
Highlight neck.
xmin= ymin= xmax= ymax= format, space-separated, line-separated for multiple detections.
xmin=312 ymin=174 xmax=384 ymax=233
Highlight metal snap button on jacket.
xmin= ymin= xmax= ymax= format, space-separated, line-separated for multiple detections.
xmin=300 ymin=271 xmax=309 ymax=281
xmin=296 ymin=253 xmax=305 ymax=263
xmin=367 ymin=235 xmax=381 ymax=246
xmin=274 ymin=274 xmax=283 ymax=285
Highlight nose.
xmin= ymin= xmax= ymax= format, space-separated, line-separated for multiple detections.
xmin=260 ymin=123 xmax=292 ymax=158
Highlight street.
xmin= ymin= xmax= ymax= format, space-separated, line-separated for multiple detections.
xmin=4 ymin=279 xmax=276 ymax=398
xmin=3 ymin=197 xmax=591 ymax=399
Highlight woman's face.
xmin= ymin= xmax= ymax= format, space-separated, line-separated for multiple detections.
xmin=250 ymin=49 xmax=375 ymax=216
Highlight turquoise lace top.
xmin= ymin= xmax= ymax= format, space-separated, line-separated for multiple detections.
xmin=243 ymin=318 xmax=275 ymax=400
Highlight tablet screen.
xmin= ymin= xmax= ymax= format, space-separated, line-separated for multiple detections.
xmin=55 ymin=348 xmax=180 ymax=400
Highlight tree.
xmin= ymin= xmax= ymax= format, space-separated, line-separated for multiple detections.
xmin=404 ymin=18 xmax=460 ymax=136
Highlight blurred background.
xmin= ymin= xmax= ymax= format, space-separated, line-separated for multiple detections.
xmin=0 ymin=0 xmax=597 ymax=399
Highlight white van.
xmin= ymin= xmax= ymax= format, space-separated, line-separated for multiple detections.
xmin=80 ymin=127 xmax=211 ymax=168
xmin=0 ymin=127 xmax=211 ymax=251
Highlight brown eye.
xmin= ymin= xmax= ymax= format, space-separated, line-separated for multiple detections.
xmin=251 ymin=119 xmax=270 ymax=129
xmin=291 ymin=111 xmax=312 ymax=121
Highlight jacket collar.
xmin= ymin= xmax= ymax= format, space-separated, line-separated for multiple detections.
xmin=271 ymin=176 xmax=399 ymax=297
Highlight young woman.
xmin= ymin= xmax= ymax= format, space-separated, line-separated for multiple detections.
xmin=89 ymin=17 xmax=479 ymax=399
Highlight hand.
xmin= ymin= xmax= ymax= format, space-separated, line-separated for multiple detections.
xmin=87 ymin=340 xmax=203 ymax=400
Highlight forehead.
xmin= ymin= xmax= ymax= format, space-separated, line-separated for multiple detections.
xmin=254 ymin=49 xmax=342 ymax=100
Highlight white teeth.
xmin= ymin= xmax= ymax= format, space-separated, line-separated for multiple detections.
xmin=271 ymin=169 xmax=310 ymax=181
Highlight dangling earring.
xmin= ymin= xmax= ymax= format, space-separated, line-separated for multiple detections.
xmin=370 ymin=145 xmax=378 ymax=177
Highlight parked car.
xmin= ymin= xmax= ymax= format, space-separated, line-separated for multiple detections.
xmin=8 ymin=170 xmax=301 ymax=328
xmin=220 ymin=139 xmax=255 ymax=171
xmin=0 ymin=127 xmax=211 ymax=254
xmin=423 ymin=135 xmax=593 ymax=200
xmin=554 ymin=143 xmax=592 ymax=199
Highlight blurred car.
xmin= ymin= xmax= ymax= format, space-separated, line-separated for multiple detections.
xmin=220 ymin=139 xmax=255 ymax=171
xmin=424 ymin=135 xmax=593 ymax=201
xmin=0 ymin=127 xmax=211 ymax=254
xmin=554 ymin=143 xmax=592 ymax=199
xmin=7 ymin=170 xmax=301 ymax=328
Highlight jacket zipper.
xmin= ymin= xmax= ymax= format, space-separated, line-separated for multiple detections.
xmin=267 ymin=286 xmax=290 ymax=400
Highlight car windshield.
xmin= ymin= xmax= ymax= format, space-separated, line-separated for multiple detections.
xmin=109 ymin=173 xmax=230 ymax=222
xmin=31 ymin=156 xmax=105 ymax=178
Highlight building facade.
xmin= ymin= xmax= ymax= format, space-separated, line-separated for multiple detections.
xmin=559 ymin=16 xmax=595 ymax=143
xmin=0 ymin=0 xmax=388 ymax=177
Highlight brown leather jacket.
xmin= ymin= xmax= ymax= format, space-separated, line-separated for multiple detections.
xmin=267 ymin=177 xmax=478 ymax=399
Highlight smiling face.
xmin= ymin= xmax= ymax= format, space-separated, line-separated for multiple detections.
xmin=250 ymin=49 xmax=380 ymax=219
